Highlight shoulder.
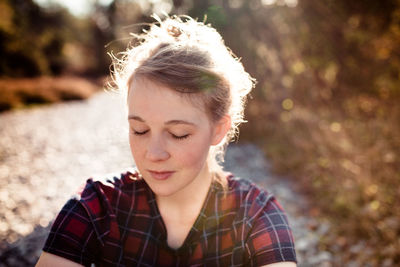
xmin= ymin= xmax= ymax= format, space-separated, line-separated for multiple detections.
xmin=226 ymin=174 xmax=267 ymax=196
xmin=226 ymin=175 xmax=275 ymax=218
xmin=75 ymin=168 xmax=146 ymax=210
xmin=42 ymin=169 xmax=148 ymax=265
xmin=226 ymin=175 xmax=297 ymax=265
xmin=220 ymin=175 xmax=281 ymax=231
xmin=77 ymin=168 xmax=143 ymax=199
xmin=54 ymin=168 xmax=147 ymax=240
xmin=74 ymin=168 xmax=149 ymax=229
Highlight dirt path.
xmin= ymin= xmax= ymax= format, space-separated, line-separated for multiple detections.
xmin=0 ymin=91 xmax=331 ymax=266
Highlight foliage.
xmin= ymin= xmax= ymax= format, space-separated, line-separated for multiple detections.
xmin=0 ymin=0 xmax=129 ymax=77
xmin=0 ymin=0 xmax=69 ymax=76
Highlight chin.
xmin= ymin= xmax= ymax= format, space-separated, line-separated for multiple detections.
xmin=149 ymin=185 xmax=179 ymax=197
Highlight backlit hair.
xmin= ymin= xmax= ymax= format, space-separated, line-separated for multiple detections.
xmin=110 ymin=15 xmax=256 ymax=180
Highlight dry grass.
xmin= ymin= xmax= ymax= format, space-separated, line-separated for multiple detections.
xmin=241 ymin=93 xmax=400 ymax=265
xmin=0 ymin=76 xmax=102 ymax=112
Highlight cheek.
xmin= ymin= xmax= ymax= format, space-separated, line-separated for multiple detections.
xmin=129 ymin=135 xmax=145 ymax=162
xmin=175 ymin=135 xmax=211 ymax=168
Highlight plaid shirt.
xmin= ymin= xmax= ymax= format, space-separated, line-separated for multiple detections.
xmin=43 ymin=170 xmax=296 ymax=266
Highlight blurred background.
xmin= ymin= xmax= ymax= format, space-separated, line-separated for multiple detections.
xmin=1 ymin=0 xmax=399 ymax=266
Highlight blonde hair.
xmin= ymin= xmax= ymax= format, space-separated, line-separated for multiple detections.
xmin=110 ymin=15 xmax=255 ymax=182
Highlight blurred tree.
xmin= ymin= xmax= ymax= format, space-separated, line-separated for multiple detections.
xmin=295 ymin=0 xmax=400 ymax=98
xmin=174 ymin=0 xmax=400 ymax=101
xmin=86 ymin=1 xmax=117 ymax=75
xmin=0 ymin=0 xmax=137 ymax=77
xmin=0 ymin=0 xmax=70 ymax=77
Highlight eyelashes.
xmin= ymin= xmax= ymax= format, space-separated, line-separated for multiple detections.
xmin=171 ymin=134 xmax=190 ymax=140
xmin=133 ymin=130 xmax=149 ymax=136
xmin=132 ymin=130 xmax=190 ymax=140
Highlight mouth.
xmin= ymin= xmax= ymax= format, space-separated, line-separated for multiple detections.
xmin=147 ymin=170 xmax=175 ymax=181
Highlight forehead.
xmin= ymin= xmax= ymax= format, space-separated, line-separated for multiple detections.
xmin=127 ymin=77 xmax=208 ymax=123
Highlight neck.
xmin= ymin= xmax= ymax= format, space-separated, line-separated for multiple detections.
xmin=156 ymin=163 xmax=213 ymax=216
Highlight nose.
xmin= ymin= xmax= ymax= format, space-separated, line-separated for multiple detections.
xmin=145 ymin=136 xmax=170 ymax=162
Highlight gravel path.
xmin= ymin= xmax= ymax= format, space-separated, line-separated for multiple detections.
xmin=0 ymin=91 xmax=332 ymax=266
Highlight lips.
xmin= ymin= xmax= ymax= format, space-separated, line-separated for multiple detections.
xmin=148 ymin=170 xmax=175 ymax=181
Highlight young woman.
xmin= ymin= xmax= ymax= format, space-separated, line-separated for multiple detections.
xmin=36 ymin=15 xmax=297 ymax=267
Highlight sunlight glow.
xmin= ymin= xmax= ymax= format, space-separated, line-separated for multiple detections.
xmin=136 ymin=0 xmax=172 ymax=14
xmin=261 ymin=0 xmax=298 ymax=7
xmin=261 ymin=0 xmax=277 ymax=5
xmin=33 ymin=0 xmax=114 ymax=16
xmin=285 ymin=0 xmax=298 ymax=8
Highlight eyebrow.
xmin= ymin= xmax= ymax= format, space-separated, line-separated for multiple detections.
xmin=128 ymin=115 xmax=196 ymax=126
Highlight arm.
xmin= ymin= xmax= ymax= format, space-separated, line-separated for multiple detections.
xmin=245 ymin=193 xmax=297 ymax=266
xmin=36 ymin=252 xmax=84 ymax=267
xmin=262 ymin=262 xmax=297 ymax=267
xmin=38 ymin=199 xmax=99 ymax=266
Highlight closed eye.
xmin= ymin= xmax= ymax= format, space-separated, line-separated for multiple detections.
xmin=133 ymin=130 xmax=149 ymax=136
xmin=171 ymin=133 xmax=190 ymax=140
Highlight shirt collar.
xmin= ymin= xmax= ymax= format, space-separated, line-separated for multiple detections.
xmin=145 ymin=177 xmax=224 ymax=253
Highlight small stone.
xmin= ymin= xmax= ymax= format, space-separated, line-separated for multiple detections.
xmin=308 ymin=251 xmax=333 ymax=266
xmin=316 ymin=222 xmax=330 ymax=236
xmin=382 ymin=258 xmax=393 ymax=267
xmin=295 ymin=238 xmax=309 ymax=252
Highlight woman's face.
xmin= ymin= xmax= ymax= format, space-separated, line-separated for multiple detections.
xmin=127 ymin=78 xmax=221 ymax=197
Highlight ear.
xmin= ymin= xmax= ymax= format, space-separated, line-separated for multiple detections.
xmin=211 ymin=115 xmax=231 ymax=146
